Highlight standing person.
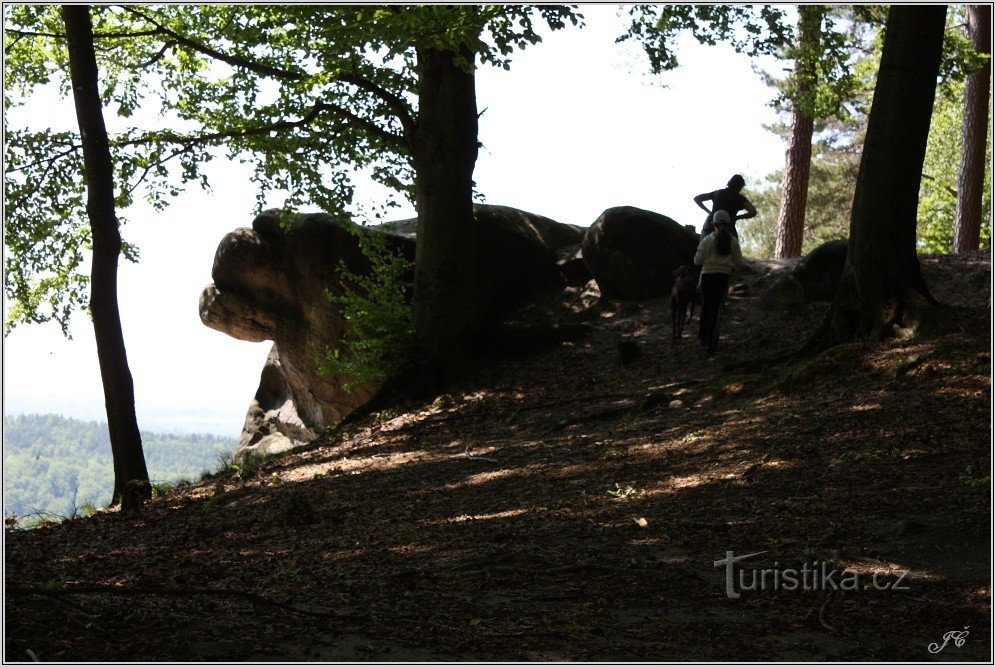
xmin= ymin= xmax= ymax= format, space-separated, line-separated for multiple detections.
xmin=694 ymin=211 xmax=744 ymax=356
xmin=693 ymin=174 xmax=757 ymax=238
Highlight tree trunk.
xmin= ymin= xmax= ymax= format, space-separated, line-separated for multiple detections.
xmin=411 ymin=46 xmax=481 ymax=382
xmin=62 ymin=5 xmax=151 ymax=509
xmin=953 ymin=5 xmax=992 ymax=253
xmin=774 ymin=6 xmax=822 ymax=259
xmin=808 ymin=6 xmax=947 ymax=349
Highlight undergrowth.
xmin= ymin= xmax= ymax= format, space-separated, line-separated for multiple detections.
xmin=316 ymin=224 xmax=413 ymax=393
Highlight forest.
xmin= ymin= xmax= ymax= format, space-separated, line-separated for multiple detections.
xmin=3 ymin=414 xmax=234 ymax=522
xmin=3 ymin=3 xmax=992 ymax=663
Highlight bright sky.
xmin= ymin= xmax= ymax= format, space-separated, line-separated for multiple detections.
xmin=3 ymin=5 xmax=788 ymax=437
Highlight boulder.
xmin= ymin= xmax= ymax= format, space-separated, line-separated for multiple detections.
xmin=760 ymin=239 xmax=848 ymax=311
xmin=759 ymin=274 xmax=806 ymax=313
xmin=200 ymin=204 xmax=583 ymax=459
xmin=234 ymin=345 xmax=321 ymax=459
xmin=201 ymin=211 xmax=389 ymax=459
xmin=793 ymin=239 xmax=848 ymax=302
xmin=379 ymin=204 xmax=587 ymax=304
xmin=581 ymin=206 xmax=699 ymax=300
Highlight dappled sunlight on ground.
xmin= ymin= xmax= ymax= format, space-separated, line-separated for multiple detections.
xmin=5 ymin=251 xmax=991 ymax=661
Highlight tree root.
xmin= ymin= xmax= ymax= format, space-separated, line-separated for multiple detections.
xmin=6 ymin=584 xmax=366 ymax=621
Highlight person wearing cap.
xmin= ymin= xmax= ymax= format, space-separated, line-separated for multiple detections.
xmin=693 ymin=174 xmax=757 ymax=239
xmin=694 ymin=210 xmax=744 ymax=355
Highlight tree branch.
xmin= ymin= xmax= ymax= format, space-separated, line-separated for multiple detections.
xmin=136 ymin=42 xmax=171 ymax=70
xmin=118 ymin=6 xmax=415 ymax=135
xmin=3 ymin=31 xmax=25 ymax=53
xmin=9 ymin=101 xmax=406 ymax=180
xmin=125 ymin=146 xmax=192 ymax=197
xmin=120 ymin=6 xmax=307 ymax=81
xmin=97 ymin=28 xmax=163 ymax=39
xmin=921 ymin=172 xmax=957 ymax=199
xmin=4 ymin=28 xmax=63 ymax=39
xmin=336 ymin=73 xmax=416 ymax=138
xmin=6 ymin=144 xmax=82 ymax=174
xmin=3 ymin=27 xmax=163 ymax=39
xmin=316 ymin=102 xmax=407 ymax=149
xmin=119 ymin=101 xmax=405 ymax=151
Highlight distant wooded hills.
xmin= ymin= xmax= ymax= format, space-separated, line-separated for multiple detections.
xmin=3 ymin=413 xmax=234 ymax=520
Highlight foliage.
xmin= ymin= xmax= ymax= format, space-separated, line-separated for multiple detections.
xmin=618 ymin=5 xmax=793 ymax=72
xmin=621 ymin=5 xmax=864 ymax=120
xmin=4 ymin=4 xmax=582 ymax=334
xmin=918 ymin=79 xmax=993 ymax=252
xmin=316 ymin=225 xmax=414 ymax=393
xmin=622 ymin=6 xmax=871 ymax=259
xmin=740 ymin=135 xmax=861 ymax=256
xmin=742 ymin=7 xmax=992 ymax=256
xmin=215 ymin=451 xmax=235 ymax=474
xmin=2 ymin=413 xmax=234 ymax=519
xmin=231 ymin=452 xmax=269 ymax=479
xmin=768 ymin=7 xmax=867 ymax=121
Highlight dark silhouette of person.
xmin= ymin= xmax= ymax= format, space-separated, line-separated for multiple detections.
xmin=693 ymin=174 xmax=757 ymax=238
xmin=694 ymin=210 xmax=744 ymax=356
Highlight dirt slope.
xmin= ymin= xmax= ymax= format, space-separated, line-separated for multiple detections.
xmin=5 ymin=250 xmax=991 ymax=662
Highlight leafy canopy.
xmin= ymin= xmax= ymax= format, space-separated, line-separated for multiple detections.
xmin=741 ymin=6 xmax=992 ymax=256
xmin=4 ymin=4 xmax=583 ymax=333
xmin=620 ymin=5 xmax=875 ymax=122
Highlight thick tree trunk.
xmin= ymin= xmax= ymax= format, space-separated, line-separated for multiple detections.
xmin=411 ymin=46 xmax=481 ymax=382
xmin=774 ymin=7 xmax=822 ymax=259
xmin=953 ymin=5 xmax=992 ymax=253
xmin=809 ymin=6 xmax=946 ymax=349
xmin=62 ymin=5 xmax=151 ymax=509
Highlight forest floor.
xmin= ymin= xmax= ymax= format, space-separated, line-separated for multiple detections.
xmin=5 ymin=250 xmax=992 ymax=662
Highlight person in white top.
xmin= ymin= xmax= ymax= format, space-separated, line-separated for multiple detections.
xmin=693 ymin=210 xmax=744 ymax=355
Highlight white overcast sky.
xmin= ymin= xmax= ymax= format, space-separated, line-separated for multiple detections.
xmin=3 ymin=5 xmax=790 ymax=436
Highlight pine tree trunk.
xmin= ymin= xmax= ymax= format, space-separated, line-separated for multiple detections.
xmin=953 ymin=5 xmax=991 ymax=253
xmin=774 ymin=6 xmax=822 ymax=259
xmin=411 ymin=46 xmax=481 ymax=381
xmin=809 ymin=6 xmax=947 ymax=349
xmin=62 ymin=5 xmax=151 ymax=509
xmin=774 ymin=111 xmax=815 ymax=258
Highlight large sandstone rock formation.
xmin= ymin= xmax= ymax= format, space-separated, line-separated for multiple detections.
xmin=201 ymin=205 xmax=584 ymax=459
xmin=381 ymin=204 xmax=585 ymax=316
xmin=581 ymin=206 xmax=699 ymax=300
xmin=760 ymin=239 xmax=848 ymax=312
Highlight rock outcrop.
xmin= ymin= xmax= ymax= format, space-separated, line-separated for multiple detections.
xmin=200 ymin=205 xmax=584 ymax=458
xmin=760 ymin=239 xmax=848 ymax=312
xmin=235 ymin=345 xmax=322 ymax=458
xmin=581 ymin=206 xmax=699 ymax=300
xmin=381 ymin=204 xmax=586 ymax=315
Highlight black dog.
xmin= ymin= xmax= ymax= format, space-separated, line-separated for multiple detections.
xmin=670 ymin=265 xmax=697 ymax=342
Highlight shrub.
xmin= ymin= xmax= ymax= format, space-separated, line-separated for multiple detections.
xmin=316 ymin=225 xmax=413 ymax=393
xmin=233 ymin=453 xmax=268 ymax=479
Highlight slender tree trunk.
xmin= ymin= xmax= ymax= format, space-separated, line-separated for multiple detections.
xmin=774 ymin=6 xmax=822 ymax=259
xmin=807 ymin=6 xmax=947 ymax=350
xmin=62 ymin=5 xmax=151 ymax=509
xmin=953 ymin=5 xmax=992 ymax=253
xmin=411 ymin=46 xmax=481 ymax=382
